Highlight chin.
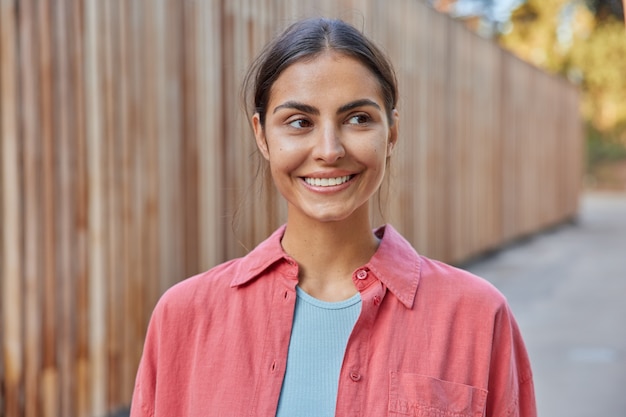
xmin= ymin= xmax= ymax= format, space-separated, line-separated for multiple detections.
xmin=288 ymin=198 xmax=369 ymax=225
xmin=303 ymin=207 xmax=361 ymax=224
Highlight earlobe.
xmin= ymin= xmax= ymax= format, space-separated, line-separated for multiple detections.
xmin=387 ymin=109 xmax=399 ymax=155
xmin=252 ymin=113 xmax=270 ymax=160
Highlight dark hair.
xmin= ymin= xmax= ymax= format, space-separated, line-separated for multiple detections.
xmin=233 ymin=18 xmax=397 ymax=237
xmin=242 ymin=17 xmax=398 ymax=127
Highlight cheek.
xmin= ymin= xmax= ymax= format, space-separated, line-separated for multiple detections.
xmin=354 ymin=139 xmax=388 ymax=166
xmin=267 ymin=144 xmax=305 ymax=176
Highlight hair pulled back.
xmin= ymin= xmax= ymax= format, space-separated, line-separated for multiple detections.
xmin=243 ymin=17 xmax=398 ymax=127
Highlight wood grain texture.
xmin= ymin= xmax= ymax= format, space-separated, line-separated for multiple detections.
xmin=0 ymin=1 xmax=583 ymax=415
xmin=1 ymin=0 xmax=23 ymax=415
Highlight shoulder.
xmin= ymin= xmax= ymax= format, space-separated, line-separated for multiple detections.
xmin=374 ymin=225 xmax=507 ymax=313
xmin=418 ymin=255 xmax=508 ymax=312
xmin=151 ymin=257 xmax=243 ymax=321
xmin=149 ymin=226 xmax=288 ymax=324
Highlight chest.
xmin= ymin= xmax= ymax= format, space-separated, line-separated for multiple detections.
xmin=164 ymin=286 xmax=493 ymax=417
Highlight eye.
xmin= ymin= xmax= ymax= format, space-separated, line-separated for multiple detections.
xmin=346 ymin=113 xmax=371 ymax=125
xmin=287 ymin=118 xmax=313 ymax=129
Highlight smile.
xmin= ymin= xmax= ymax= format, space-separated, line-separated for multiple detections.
xmin=304 ymin=175 xmax=353 ymax=187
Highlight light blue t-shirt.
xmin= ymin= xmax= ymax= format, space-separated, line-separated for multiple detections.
xmin=275 ymin=286 xmax=362 ymax=417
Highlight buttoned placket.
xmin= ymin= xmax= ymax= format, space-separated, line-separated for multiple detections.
xmin=249 ymin=259 xmax=299 ymax=417
xmin=335 ymin=268 xmax=386 ymax=416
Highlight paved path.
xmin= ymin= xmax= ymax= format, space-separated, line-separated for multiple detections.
xmin=464 ymin=192 xmax=626 ymax=417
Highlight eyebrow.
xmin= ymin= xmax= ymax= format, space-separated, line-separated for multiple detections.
xmin=273 ymin=101 xmax=319 ymax=115
xmin=272 ymin=98 xmax=381 ymax=115
xmin=338 ymin=99 xmax=381 ymax=114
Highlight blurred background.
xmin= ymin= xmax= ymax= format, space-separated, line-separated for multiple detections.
xmin=0 ymin=0 xmax=623 ymax=416
xmin=439 ymin=0 xmax=626 ymax=189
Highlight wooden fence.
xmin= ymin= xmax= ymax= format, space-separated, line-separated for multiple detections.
xmin=0 ymin=0 xmax=582 ymax=416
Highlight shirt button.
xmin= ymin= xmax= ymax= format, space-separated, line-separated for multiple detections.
xmin=350 ymin=371 xmax=362 ymax=382
xmin=373 ymin=295 xmax=381 ymax=306
xmin=356 ymin=269 xmax=368 ymax=280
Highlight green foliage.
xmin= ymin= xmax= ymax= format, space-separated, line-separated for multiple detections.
xmin=586 ymin=123 xmax=626 ymax=169
xmin=499 ymin=0 xmax=578 ymax=73
xmin=498 ymin=0 xmax=626 ymax=158
xmin=568 ymin=17 xmax=626 ymax=135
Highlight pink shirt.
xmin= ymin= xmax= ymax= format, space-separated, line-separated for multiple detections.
xmin=130 ymin=225 xmax=536 ymax=417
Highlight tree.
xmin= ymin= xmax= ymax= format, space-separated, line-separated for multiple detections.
xmin=584 ymin=0 xmax=625 ymax=22
xmin=498 ymin=0 xmax=626 ymax=144
xmin=498 ymin=0 xmax=594 ymax=72
xmin=569 ymin=17 xmax=626 ymax=135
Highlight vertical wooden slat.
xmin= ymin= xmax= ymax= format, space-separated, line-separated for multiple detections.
xmin=489 ymin=44 xmax=503 ymax=249
xmin=1 ymin=0 xmax=23 ymax=415
xmin=118 ymin=0 xmax=135 ymax=406
xmin=53 ymin=1 xmax=77 ymax=415
xmin=18 ymin=0 xmax=42 ymax=416
xmin=222 ymin=0 xmax=239 ymax=257
xmin=408 ymin=0 xmax=425 ymax=252
xmin=429 ymin=6 xmax=452 ymax=261
xmin=449 ymin=21 xmax=464 ymax=261
xmin=399 ymin=0 xmax=419 ymax=243
xmin=68 ymin=1 xmax=90 ymax=414
xmin=159 ymin=0 xmax=184 ymax=292
xmin=38 ymin=0 xmax=59 ymax=414
xmin=182 ymin=0 xmax=200 ymax=280
xmin=125 ymin=2 xmax=147 ymax=404
xmin=84 ymin=0 xmax=108 ymax=414
xmin=473 ymin=35 xmax=500 ymax=253
xmin=102 ymin=0 xmax=120 ymax=409
xmin=139 ymin=0 xmax=161 ymax=342
xmin=501 ymin=52 xmax=517 ymax=242
xmin=197 ymin=0 xmax=225 ymax=271
xmin=155 ymin=0 xmax=169 ymax=294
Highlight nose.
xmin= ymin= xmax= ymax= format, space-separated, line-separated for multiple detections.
xmin=313 ymin=124 xmax=345 ymax=163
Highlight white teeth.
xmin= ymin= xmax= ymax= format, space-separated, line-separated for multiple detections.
xmin=304 ymin=175 xmax=352 ymax=187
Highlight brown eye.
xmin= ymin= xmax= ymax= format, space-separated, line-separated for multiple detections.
xmin=288 ymin=118 xmax=313 ymax=129
xmin=346 ymin=114 xmax=371 ymax=125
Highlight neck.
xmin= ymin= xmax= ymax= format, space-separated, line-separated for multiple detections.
xmin=281 ymin=209 xmax=380 ymax=301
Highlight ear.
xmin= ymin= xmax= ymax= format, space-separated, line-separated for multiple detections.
xmin=252 ymin=113 xmax=270 ymax=160
xmin=387 ymin=109 xmax=399 ymax=155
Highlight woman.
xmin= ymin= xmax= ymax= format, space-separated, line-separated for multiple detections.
xmin=130 ymin=17 xmax=536 ymax=417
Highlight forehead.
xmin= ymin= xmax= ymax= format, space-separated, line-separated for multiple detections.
xmin=267 ymin=52 xmax=384 ymax=109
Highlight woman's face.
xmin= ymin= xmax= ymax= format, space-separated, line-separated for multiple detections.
xmin=253 ymin=52 xmax=398 ymax=225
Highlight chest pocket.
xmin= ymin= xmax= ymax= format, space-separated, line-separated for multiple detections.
xmin=388 ymin=372 xmax=487 ymax=417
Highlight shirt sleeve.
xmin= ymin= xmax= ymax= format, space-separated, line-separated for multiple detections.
xmin=486 ymin=302 xmax=537 ymax=417
xmin=129 ymin=303 xmax=161 ymax=417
